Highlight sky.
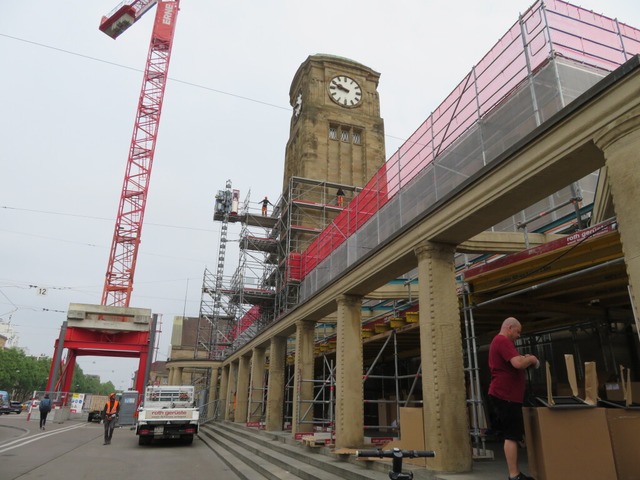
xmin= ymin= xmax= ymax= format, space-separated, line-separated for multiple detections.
xmin=1 ymin=0 xmax=639 ymax=391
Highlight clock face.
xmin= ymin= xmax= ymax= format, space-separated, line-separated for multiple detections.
xmin=328 ymin=76 xmax=362 ymax=107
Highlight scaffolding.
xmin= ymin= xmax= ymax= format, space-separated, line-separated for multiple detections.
xmin=270 ymin=177 xmax=361 ymax=317
xmin=195 ymin=0 xmax=640 ymax=359
xmin=203 ymin=176 xmax=361 ymax=358
xmin=226 ymin=190 xmax=277 ymax=347
xmin=460 ymin=283 xmax=490 ymax=457
xmin=195 ymin=180 xmax=239 ymax=360
xmin=247 ymin=366 xmax=268 ymax=426
xmin=299 ymin=0 xmax=640 ymax=303
xmin=195 ymin=0 xmax=640 ymax=450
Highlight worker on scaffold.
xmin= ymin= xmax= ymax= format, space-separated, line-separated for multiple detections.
xmin=336 ymin=188 xmax=345 ymax=207
xmin=261 ymin=196 xmax=272 ymax=216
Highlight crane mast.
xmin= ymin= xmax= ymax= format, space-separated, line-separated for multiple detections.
xmin=100 ymin=0 xmax=181 ymax=306
xmin=43 ymin=0 xmax=180 ymax=397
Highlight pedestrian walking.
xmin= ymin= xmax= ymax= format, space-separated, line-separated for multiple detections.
xmin=102 ymin=393 xmax=120 ymax=445
xmin=39 ymin=394 xmax=52 ymax=430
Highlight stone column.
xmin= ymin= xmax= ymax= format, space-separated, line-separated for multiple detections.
xmin=207 ymin=366 xmax=219 ymax=420
xmin=235 ymin=355 xmax=251 ymax=423
xmin=169 ymin=366 xmax=182 ymax=384
xmin=225 ymin=361 xmax=238 ymax=421
xmin=249 ymin=346 xmax=266 ymax=423
xmin=292 ymin=319 xmax=315 ymax=437
xmin=266 ymin=336 xmax=287 ymax=431
xmin=335 ymin=294 xmax=364 ymax=448
xmin=595 ymin=106 xmax=640 ymax=319
xmin=219 ymin=365 xmax=229 ymax=420
xmin=415 ymin=242 xmax=472 ymax=473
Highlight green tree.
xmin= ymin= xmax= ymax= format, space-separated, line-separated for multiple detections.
xmin=0 ymin=348 xmax=49 ymax=401
xmin=0 ymin=348 xmax=121 ymax=400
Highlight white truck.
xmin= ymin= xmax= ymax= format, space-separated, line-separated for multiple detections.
xmin=135 ymin=385 xmax=199 ymax=445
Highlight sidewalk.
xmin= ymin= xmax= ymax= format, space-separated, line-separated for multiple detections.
xmin=432 ymin=440 xmax=533 ymax=480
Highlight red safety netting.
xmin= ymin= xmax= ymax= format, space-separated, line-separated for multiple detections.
xmin=231 ymin=305 xmax=261 ymax=340
xmin=300 ymin=0 xmax=640 ymax=280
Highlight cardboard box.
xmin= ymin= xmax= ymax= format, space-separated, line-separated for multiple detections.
xmin=604 ymin=382 xmax=640 ymax=402
xmin=523 ymin=407 xmax=617 ymax=480
xmin=555 ymin=383 xmax=584 ymax=398
xmin=605 ymin=408 xmax=640 ymax=480
xmin=380 ymin=407 xmax=428 ymax=467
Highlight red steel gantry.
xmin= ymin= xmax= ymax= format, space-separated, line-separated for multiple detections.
xmin=46 ymin=0 xmax=180 ymax=395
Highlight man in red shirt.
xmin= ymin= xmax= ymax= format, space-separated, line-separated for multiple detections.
xmin=488 ymin=317 xmax=539 ymax=480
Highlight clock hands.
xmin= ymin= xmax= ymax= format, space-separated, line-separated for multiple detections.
xmin=331 ymin=81 xmax=350 ymax=93
xmin=329 ymin=75 xmax=361 ymax=106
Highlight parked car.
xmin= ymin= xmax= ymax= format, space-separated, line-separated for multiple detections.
xmin=0 ymin=390 xmax=16 ymax=415
xmin=9 ymin=401 xmax=22 ymax=414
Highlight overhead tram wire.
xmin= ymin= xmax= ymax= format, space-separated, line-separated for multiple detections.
xmin=0 ymin=205 xmax=216 ymax=233
xmin=0 ymin=33 xmax=409 ymax=142
xmin=0 ymin=33 xmax=289 ymax=111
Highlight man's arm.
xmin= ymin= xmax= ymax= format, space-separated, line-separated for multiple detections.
xmin=510 ymin=353 xmax=539 ymax=370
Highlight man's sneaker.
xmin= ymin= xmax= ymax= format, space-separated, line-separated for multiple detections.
xmin=510 ymin=473 xmax=535 ymax=480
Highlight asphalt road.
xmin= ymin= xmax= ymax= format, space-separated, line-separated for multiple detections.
xmin=0 ymin=413 xmax=240 ymax=480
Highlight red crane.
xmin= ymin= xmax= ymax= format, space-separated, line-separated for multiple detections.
xmin=100 ymin=0 xmax=181 ymax=307
xmin=44 ymin=0 xmax=181 ymax=397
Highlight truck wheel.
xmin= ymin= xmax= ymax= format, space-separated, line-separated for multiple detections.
xmin=182 ymin=434 xmax=194 ymax=445
xmin=138 ymin=435 xmax=152 ymax=446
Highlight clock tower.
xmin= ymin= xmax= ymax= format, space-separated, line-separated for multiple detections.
xmin=274 ymin=55 xmax=386 ymax=313
xmin=284 ymin=54 xmax=386 ymax=192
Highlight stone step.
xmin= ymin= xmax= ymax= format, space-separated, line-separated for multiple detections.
xmin=200 ymin=424 xmax=335 ymax=480
xmin=212 ymin=421 xmax=440 ymax=480
xmin=200 ymin=421 xmax=393 ymax=480
xmin=199 ymin=428 xmax=269 ymax=480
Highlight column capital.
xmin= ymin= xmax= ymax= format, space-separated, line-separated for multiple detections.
xmin=295 ymin=318 xmax=316 ymax=331
xmin=336 ymin=294 xmax=362 ymax=308
xmin=414 ymin=241 xmax=456 ymax=262
xmin=594 ymin=105 xmax=640 ymax=151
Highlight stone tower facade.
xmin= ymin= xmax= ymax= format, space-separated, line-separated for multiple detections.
xmin=284 ymin=54 xmax=386 ymax=192
xmin=273 ymin=55 xmax=387 ymax=313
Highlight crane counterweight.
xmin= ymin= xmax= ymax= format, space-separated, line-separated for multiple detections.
xmin=99 ymin=1 xmax=160 ymax=39
xmin=99 ymin=6 xmax=135 ymax=39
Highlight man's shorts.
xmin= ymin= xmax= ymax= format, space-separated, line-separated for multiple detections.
xmin=488 ymin=395 xmax=524 ymax=441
